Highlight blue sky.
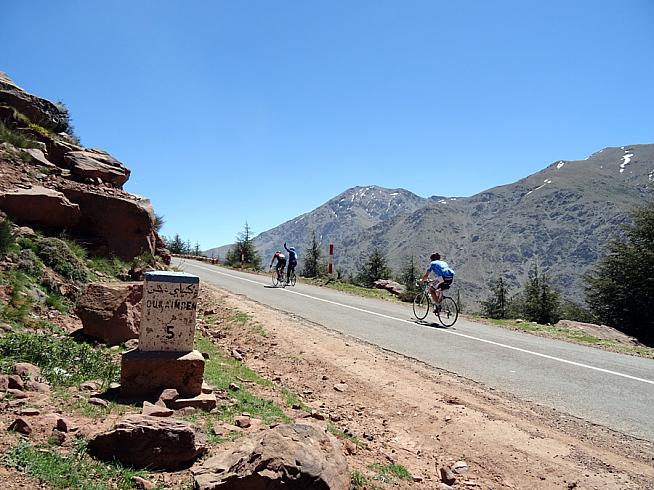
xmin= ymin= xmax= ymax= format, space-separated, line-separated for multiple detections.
xmin=2 ymin=1 xmax=653 ymax=249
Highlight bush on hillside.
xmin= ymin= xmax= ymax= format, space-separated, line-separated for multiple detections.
xmin=0 ymin=219 xmax=14 ymax=255
xmin=35 ymin=237 xmax=90 ymax=282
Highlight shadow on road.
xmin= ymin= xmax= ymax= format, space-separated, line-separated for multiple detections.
xmin=414 ymin=319 xmax=452 ymax=329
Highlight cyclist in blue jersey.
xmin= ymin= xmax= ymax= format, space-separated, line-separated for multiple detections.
xmin=420 ymin=253 xmax=455 ymax=312
xmin=284 ymin=242 xmax=298 ymax=282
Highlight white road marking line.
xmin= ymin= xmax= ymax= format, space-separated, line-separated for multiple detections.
xmin=183 ymin=261 xmax=654 ymax=386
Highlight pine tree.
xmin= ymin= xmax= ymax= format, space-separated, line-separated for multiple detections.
xmin=225 ymin=222 xmax=261 ymax=270
xmin=193 ymin=242 xmax=201 ymax=256
xmin=520 ymin=262 xmax=560 ymax=324
xmin=398 ymin=255 xmax=420 ymax=294
xmin=585 ymin=202 xmax=654 ymax=344
xmin=302 ymin=230 xmax=322 ymax=278
xmin=167 ymin=234 xmax=185 ymax=254
xmin=357 ymin=248 xmax=392 ymax=288
xmin=481 ymin=278 xmax=511 ymax=319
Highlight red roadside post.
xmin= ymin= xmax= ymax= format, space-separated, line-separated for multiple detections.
xmin=328 ymin=242 xmax=334 ymax=275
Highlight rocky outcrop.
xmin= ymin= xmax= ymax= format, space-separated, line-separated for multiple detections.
xmin=75 ymin=282 xmax=142 ymax=345
xmin=192 ymin=423 xmax=349 ymax=490
xmin=0 ymin=72 xmax=170 ymax=263
xmin=63 ymin=149 xmax=130 ymax=186
xmin=88 ymin=415 xmax=207 ymax=470
xmin=0 ymin=186 xmax=80 ymax=229
xmin=0 ymin=72 xmax=68 ymax=132
xmin=61 ymin=187 xmax=156 ymax=260
xmin=373 ymin=279 xmax=406 ymax=296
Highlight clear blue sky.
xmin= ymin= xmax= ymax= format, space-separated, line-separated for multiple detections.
xmin=2 ymin=1 xmax=653 ymax=249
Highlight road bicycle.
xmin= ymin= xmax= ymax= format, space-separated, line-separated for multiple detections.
xmin=412 ymin=281 xmax=459 ymax=327
xmin=271 ymin=267 xmax=286 ymax=287
xmin=287 ymin=269 xmax=297 ymax=286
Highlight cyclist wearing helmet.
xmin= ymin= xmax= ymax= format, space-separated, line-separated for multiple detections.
xmin=284 ymin=242 xmax=298 ymax=282
xmin=420 ymin=253 xmax=455 ymax=312
xmin=270 ymin=250 xmax=286 ymax=281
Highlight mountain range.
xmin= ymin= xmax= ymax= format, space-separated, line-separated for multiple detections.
xmin=206 ymin=143 xmax=654 ymax=307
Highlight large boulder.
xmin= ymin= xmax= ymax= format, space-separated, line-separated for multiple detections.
xmin=63 ymin=149 xmax=130 ymax=187
xmin=373 ymin=279 xmax=407 ymax=296
xmin=88 ymin=415 xmax=206 ymax=470
xmin=0 ymin=185 xmax=80 ymax=229
xmin=0 ymin=72 xmax=68 ymax=132
xmin=192 ymin=423 xmax=349 ymax=490
xmin=76 ymin=282 xmax=142 ymax=345
xmin=61 ymin=187 xmax=156 ymax=260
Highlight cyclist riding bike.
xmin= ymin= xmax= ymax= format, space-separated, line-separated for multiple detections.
xmin=419 ymin=253 xmax=455 ymax=312
xmin=284 ymin=242 xmax=298 ymax=282
xmin=269 ymin=251 xmax=287 ymax=282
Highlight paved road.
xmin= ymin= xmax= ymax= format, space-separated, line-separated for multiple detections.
xmin=175 ymin=258 xmax=654 ymax=441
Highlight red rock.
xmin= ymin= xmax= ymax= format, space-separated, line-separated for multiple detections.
xmin=88 ymin=415 xmax=207 ymax=470
xmin=120 ymin=350 xmax=204 ymax=399
xmin=8 ymin=417 xmax=31 ymax=435
xmin=142 ymin=401 xmax=174 ymax=417
xmin=63 ymin=150 xmax=130 ymax=187
xmin=61 ymin=187 xmax=156 ymax=260
xmin=75 ymin=282 xmax=142 ymax=345
xmin=193 ymin=423 xmax=349 ymax=490
xmin=14 ymin=363 xmax=41 ymax=380
xmin=0 ymin=186 xmax=80 ymax=229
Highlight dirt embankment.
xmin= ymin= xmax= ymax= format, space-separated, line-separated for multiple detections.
xmin=203 ymin=284 xmax=654 ymax=489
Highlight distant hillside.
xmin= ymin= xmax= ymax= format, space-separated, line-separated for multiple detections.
xmin=207 ymin=144 xmax=654 ymax=307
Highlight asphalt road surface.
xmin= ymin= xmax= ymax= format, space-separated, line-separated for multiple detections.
xmin=174 ymin=259 xmax=654 ymax=442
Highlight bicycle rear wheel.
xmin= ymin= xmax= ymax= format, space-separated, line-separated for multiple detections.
xmin=272 ymin=271 xmax=279 ymax=287
xmin=289 ymin=272 xmax=297 ymax=286
xmin=437 ymin=296 xmax=458 ymax=327
xmin=412 ymin=292 xmax=430 ymax=320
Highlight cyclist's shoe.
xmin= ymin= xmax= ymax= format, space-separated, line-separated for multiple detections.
xmin=433 ymin=304 xmax=442 ymax=314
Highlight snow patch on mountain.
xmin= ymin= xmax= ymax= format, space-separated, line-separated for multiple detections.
xmin=526 ymin=179 xmax=552 ymax=196
xmin=620 ymin=152 xmax=634 ymax=173
xmin=556 ymin=161 xmax=565 ymax=169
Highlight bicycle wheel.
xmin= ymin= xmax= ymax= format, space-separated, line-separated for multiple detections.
xmin=289 ymin=272 xmax=297 ymax=286
xmin=412 ymin=292 xmax=430 ymax=320
xmin=437 ymin=296 xmax=459 ymax=327
xmin=271 ymin=271 xmax=279 ymax=287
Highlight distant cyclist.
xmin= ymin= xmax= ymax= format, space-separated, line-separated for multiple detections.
xmin=284 ymin=242 xmax=298 ymax=282
xmin=420 ymin=253 xmax=455 ymax=312
xmin=269 ymin=250 xmax=287 ymax=282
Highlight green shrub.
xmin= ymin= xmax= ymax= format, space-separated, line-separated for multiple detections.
xmin=15 ymin=249 xmax=44 ymax=280
xmin=0 ymin=332 xmax=119 ymax=387
xmin=35 ymin=237 xmax=90 ymax=282
xmin=4 ymin=440 xmax=148 ymax=489
xmin=0 ymin=219 xmax=15 ymax=255
xmin=0 ymin=121 xmax=39 ymax=149
xmin=87 ymin=256 xmax=130 ymax=280
xmin=0 ymin=270 xmax=33 ymax=324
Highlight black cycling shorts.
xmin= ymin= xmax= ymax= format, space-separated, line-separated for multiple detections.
xmin=437 ymin=277 xmax=453 ymax=290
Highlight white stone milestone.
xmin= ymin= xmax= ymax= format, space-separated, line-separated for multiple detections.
xmin=139 ymin=271 xmax=199 ymax=352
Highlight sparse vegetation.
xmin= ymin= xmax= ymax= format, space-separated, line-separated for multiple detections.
xmin=4 ymin=440 xmax=150 ymax=490
xmin=368 ymin=463 xmax=412 ymax=483
xmin=0 ymin=121 xmax=39 ymax=148
xmin=196 ymin=335 xmax=290 ymax=427
xmin=0 ymin=218 xmax=15 ymax=255
xmin=0 ymin=332 xmax=119 ymax=387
